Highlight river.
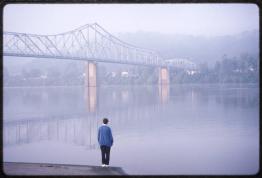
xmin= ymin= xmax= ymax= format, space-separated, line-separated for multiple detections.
xmin=3 ymin=84 xmax=259 ymax=175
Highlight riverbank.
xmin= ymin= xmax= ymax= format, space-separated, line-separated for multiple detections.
xmin=3 ymin=162 xmax=127 ymax=175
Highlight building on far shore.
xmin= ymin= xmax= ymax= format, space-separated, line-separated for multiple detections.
xmin=164 ymin=58 xmax=197 ymax=70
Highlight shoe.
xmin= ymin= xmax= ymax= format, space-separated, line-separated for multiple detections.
xmin=105 ymin=165 xmax=109 ymax=167
xmin=101 ymin=164 xmax=106 ymax=167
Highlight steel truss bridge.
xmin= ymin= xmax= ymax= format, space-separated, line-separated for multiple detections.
xmin=3 ymin=23 xmax=196 ymax=69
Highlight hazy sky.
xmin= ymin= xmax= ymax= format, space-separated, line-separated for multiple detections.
xmin=4 ymin=3 xmax=259 ymax=37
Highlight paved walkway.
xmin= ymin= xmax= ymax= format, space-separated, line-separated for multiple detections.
xmin=3 ymin=162 xmax=127 ymax=175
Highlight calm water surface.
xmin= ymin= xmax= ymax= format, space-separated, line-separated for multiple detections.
xmin=3 ymin=84 xmax=259 ymax=175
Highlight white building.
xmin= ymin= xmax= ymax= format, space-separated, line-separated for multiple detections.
xmin=121 ymin=71 xmax=128 ymax=77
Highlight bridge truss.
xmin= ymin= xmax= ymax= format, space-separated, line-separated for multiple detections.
xmin=3 ymin=23 xmax=165 ymax=66
xmin=3 ymin=23 xmax=196 ymax=68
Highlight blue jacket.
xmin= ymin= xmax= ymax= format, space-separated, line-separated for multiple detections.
xmin=98 ymin=125 xmax=113 ymax=147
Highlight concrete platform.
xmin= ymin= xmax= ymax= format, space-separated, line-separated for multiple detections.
xmin=3 ymin=162 xmax=128 ymax=175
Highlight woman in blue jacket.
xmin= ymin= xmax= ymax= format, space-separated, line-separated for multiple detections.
xmin=97 ymin=118 xmax=113 ymax=167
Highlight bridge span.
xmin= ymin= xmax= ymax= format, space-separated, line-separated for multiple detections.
xmin=3 ymin=23 xmax=196 ymax=86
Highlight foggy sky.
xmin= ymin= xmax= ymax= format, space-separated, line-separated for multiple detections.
xmin=4 ymin=3 xmax=259 ymax=37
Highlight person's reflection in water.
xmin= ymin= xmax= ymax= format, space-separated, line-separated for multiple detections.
xmin=98 ymin=118 xmax=114 ymax=167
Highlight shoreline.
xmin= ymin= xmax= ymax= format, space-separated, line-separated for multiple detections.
xmin=3 ymin=162 xmax=128 ymax=176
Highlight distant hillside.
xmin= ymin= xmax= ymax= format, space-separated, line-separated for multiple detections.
xmin=117 ymin=30 xmax=259 ymax=66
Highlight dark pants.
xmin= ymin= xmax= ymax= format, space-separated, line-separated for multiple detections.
xmin=100 ymin=145 xmax=111 ymax=165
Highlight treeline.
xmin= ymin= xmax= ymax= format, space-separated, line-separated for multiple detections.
xmin=3 ymin=53 xmax=259 ymax=87
xmin=3 ymin=62 xmax=84 ymax=87
xmin=170 ymin=53 xmax=259 ymax=84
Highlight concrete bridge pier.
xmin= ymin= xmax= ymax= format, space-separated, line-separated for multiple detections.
xmin=158 ymin=67 xmax=170 ymax=103
xmin=158 ymin=67 xmax=169 ymax=85
xmin=84 ymin=61 xmax=98 ymax=113
xmin=85 ymin=61 xmax=97 ymax=87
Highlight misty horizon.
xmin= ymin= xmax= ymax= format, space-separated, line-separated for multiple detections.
xmin=4 ymin=4 xmax=259 ymax=37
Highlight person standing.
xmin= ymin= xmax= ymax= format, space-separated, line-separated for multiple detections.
xmin=98 ymin=118 xmax=113 ymax=167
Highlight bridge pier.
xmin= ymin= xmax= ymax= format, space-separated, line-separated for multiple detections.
xmin=85 ymin=61 xmax=97 ymax=87
xmin=158 ymin=67 xmax=170 ymax=103
xmin=84 ymin=61 xmax=97 ymax=113
xmin=158 ymin=67 xmax=169 ymax=85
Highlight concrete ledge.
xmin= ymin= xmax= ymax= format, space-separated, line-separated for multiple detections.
xmin=3 ymin=162 xmax=128 ymax=175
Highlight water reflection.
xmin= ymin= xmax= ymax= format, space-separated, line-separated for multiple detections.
xmin=3 ymin=85 xmax=165 ymax=149
xmin=4 ymin=117 xmax=99 ymax=150
xmin=3 ymin=84 xmax=259 ymax=174
xmin=84 ymin=87 xmax=97 ymax=112
xmin=158 ymin=84 xmax=169 ymax=104
xmin=215 ymin=88 xmax=259 ymax=108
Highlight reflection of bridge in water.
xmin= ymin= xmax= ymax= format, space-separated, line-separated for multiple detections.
xmin=4 ymin=117 xmax=99 ymax=150
xmin=5 ymin=84 xmax=256 ymax=149
xmin=4 ymin=85 xmax=170 ymax=118
xmin=4 ymin=85 xmax=170 ymax=149
xmin=4 ymin=100 xmax=167 ymax=150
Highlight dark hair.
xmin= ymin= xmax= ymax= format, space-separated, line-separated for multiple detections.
xmin=103 ymin=118 xmax=109 ymax=124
